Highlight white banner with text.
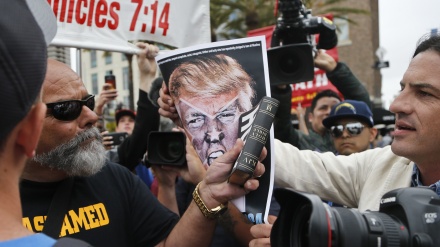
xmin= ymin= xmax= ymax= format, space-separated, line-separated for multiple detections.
xmin=48 ymin=0 xmax=211 ymax=53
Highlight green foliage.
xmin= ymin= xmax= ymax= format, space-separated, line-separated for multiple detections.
xmin=210 ymin=0 xmax=369 ymax=40
xmin=210 ymin=0 xmax=276 ymax=40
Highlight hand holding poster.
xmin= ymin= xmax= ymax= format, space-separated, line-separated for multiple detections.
xmin=156 ymin=36 xmax=274 ymax=224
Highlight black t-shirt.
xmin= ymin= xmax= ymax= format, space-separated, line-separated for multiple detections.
xmin=20 ymin=162 xmax=179 ymax=247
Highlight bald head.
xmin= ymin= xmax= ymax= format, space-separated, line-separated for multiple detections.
xmin=42 ymin=59 xmax=86 ymax=103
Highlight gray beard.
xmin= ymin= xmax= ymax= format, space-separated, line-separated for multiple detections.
xmin=32 ymin=127 xmax=107 ymax=177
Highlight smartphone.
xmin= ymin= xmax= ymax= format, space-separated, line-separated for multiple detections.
xmin=104 ymin=132 xmax=128 ymax=146
xmin=105 ymin=73 xmax=116 ymax=89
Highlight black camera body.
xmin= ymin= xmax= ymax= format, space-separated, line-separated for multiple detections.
xmin=271 ymin=187 xmax=440 ymax=247
xmin=144 ymin=131 xmax=186 ymax=167
xmin=268 ymin=0 xmax=338 ymax=85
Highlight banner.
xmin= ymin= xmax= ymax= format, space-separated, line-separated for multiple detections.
xmin=47 ymin=0 xmax=211 ymax=53
xmin=156 ymin=36 xmax=274 ymax=224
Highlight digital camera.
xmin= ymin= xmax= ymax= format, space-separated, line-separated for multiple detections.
xmin=271 ymin=187 xmax=440 ymax=247
xmin=144 ymin=131 xmax=186 ymax=167
xmin=268 ymin=0 xmax=338 ymax=85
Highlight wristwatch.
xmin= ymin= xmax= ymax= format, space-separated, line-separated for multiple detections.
xmin=193 ymin=182 xmax=228 ymax=219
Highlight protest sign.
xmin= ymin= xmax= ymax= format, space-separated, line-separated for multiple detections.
xmin=48 ymin=0 xmax=210 ymax=53
xmin=156 ymin=36 xmax=274 ymax=224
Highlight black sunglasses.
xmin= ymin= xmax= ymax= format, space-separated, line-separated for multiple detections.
xmin=330 ymin=122 xmax=365 ymax=138
xmin=46 ymin=95 xmax=95 ymax=121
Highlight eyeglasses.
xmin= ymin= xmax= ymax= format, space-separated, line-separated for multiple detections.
xmin=330 ymin=122 xmax=365 ymax=138
xmin=46 ymin=95 xmax=95 ymax=121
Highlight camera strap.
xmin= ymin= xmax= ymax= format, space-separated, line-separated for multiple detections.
xmin=43 ymin=177 xmax=75 ymax=239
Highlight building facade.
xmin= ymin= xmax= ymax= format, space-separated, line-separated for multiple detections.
xmin=80 ymin=50 xmax=142 ymax=110
xmin=48 ymin=46 xmax=70 ymax=66
xmin=334 ymin=0 xmax=382 ymax=106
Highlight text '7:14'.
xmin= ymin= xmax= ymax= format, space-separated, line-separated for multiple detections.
xmin=130 ymin=0 xmax=170 ymax=35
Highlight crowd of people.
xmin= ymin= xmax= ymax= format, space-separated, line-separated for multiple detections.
xmin=2 ymin=0 xmax=440 ymax=247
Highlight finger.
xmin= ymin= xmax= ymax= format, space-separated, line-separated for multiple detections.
xmin=252 ymin=161 xmax=265 ymax=178
xmin=103 ymin=140 xmax=113 ymax=145
xmin=249 ymin=238 xmax=272 ymax=247
xmin=250 ymin=223 xmax=273 ymax=238
xmin=158 ymin=88 xmax=175 ymax=109
xmin=258 ymin=147 xmax=267 ymax=162
xmin=267 ymin=215 xmax=277 ymax=224
xmin=102 ymin=137 xmax=112 ymax=141
xmin=135 ymin=42 xmax=147 ymax=49
xmin=161 ymin=81 xmax=169 ymax=93
xmin=158 ymin=108 xmax=179 ymax=120
xmin=102 ymin=83 xmax=114 ymax=90
xmin=157 ymin=94 xmax=176 ymax=113
xmin=243 ymin=178 xmax=259 ymax=192
xmin=146 ymin=45 xmax=159 ymax=58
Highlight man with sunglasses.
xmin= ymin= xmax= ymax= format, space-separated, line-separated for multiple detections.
xmin=271 ymin=50 xmax=372 ymax=153
xmin=20 ymin=59 xmax=265 ymax=246
xmin=323 ymin=100 xmax=377 ymax=155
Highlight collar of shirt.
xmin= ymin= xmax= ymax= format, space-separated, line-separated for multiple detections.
xmin=411 ymin=165 xmax=440 ymax=196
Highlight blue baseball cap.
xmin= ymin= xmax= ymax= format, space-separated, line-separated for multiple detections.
xmin=323 ymin=100 xmax=374 ymax=128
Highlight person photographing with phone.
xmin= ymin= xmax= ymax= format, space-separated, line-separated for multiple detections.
xmin=94 ymin=81 xmax=118 ymax=133
xmin=104 ymin=109 xmax=135 ymax=156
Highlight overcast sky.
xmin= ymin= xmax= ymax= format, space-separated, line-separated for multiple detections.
xmin=379 ymin=0 xmax=440 ymax=109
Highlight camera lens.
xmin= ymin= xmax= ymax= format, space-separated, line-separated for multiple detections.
xmin=278 ymin=52 xmax=301 ymax=77
xmin=289 ymin=205 xmax=410 ymax=247
xmin=290 ymin=204 xmax=312 ymax=246
xmin=157 ymin=135 xmax=185 ymax=163
xmin=272 ymin=189 xmax=411 ymax=247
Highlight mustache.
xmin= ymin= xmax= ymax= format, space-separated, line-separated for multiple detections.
xmin=46 ymin=127 xmax=103 ymax=158
xmin=32 ymin=127 xmax=106 ymax=176
xmin=67 ymin=127 xmax=102 ymax=148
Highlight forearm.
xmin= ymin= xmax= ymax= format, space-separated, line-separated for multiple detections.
xmin=118 ymin=90 xmax=160 ymax=170
xmin=139 ymin=73 xmax=156 ymax=94
xmin=158 ymin=202 xmax=216 ymax=247
xmin=327 ymin=62 xmax=372 ymax=108
xmin=218 ymin=202 xmax=254 ymax=246
xmin=157 ymin=184 xmax=180 ymax=216
xmin=274 ymin=139 xmax=363 ymax=206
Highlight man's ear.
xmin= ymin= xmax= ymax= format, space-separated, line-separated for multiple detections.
xmin=369 ymin=127 xmax=378 ymax=143
xmin=16 ymin=103 xmax=46 ymax=158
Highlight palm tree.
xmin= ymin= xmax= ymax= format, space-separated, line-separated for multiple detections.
xmin=210 ymin=0 xmax=368 ymax=40
xmin=303 ymin=0 xmax=369 ymax=24
xmin=210 ymin=0 xmax=276 ymax=40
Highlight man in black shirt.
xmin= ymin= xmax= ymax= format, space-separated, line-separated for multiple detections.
xmin=21 ymin=59 xmax=265 ymax=247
